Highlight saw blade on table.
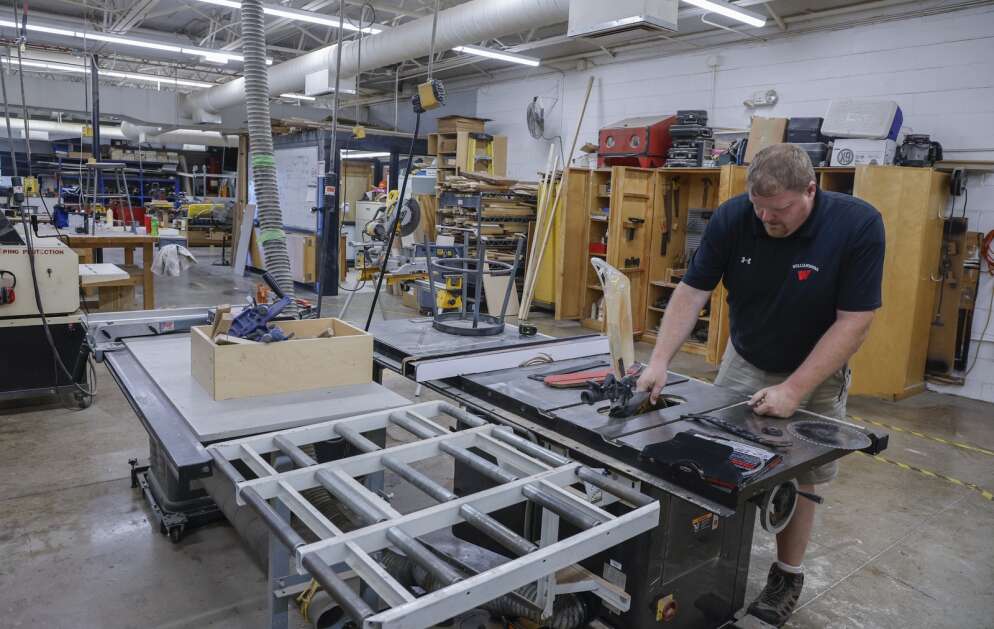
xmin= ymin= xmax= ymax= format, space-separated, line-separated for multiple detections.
xmin=786 ymin=420 xmax=871 ymax=450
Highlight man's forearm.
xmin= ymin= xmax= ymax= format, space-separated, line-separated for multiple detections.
xmin=784 ymin=311 xmax=873 ymax=399
xmin=649 ymin=283 xmax=712 ymax=365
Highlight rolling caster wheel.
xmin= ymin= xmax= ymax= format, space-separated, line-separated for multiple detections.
xmin=168 ymin=527 xmax=183 ymax=543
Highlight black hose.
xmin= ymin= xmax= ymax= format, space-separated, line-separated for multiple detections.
xmin=363 ymin=113 xmax=421 ymax=330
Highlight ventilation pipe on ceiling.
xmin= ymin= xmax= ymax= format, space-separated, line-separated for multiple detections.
xmin=185 ymin=0 xmax=570 ymax=117
xmin=1 ymin=117 xmax=238 ymax=147
xmin=119 ymin=120 xmax=239 ymax=147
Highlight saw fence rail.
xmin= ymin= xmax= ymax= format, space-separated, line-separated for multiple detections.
xmin=208 ymin=400 xmax=660 ymax=629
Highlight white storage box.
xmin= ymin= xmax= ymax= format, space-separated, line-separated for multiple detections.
xmin=830 ymin=139 xmax=896 ymax=167
xmin=822 ymin=99 xmax=902 ymax=139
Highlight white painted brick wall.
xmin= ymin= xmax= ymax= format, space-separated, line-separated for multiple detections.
xmin=473 ymin=5 xmax=994 ymax=402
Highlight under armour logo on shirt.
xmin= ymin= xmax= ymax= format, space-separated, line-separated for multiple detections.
xmin=741 ymin=257 xmax=751 ymax=264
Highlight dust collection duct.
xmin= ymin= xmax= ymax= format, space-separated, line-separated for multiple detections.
xmin=185 ymin=0 xmax=571 ymax=117
xmin=0 ymin=118 xmax=238 ymax=147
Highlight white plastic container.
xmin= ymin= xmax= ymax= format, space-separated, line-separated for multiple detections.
xmin=830 ymin=139 xmax=897 ymax=167
xmin=822 ymin=99 xmax=902 ymax=139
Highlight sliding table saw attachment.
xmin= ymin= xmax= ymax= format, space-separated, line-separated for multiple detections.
xmin=207 ymin=400 xmax=660 ymax=629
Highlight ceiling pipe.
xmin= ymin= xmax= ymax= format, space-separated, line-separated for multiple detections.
xmin=1 ymin=117 xmax=238 ymax=147
xmin=185 ymin=0 xmax=570 ymax=116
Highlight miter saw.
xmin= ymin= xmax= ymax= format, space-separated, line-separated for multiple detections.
xmin=354 ymin=190 xmax=423 ymax=281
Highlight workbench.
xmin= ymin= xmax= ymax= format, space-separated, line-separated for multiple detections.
xmin=87 ymin=308 xmax=409 ymax=541
xmin=51 ymin=231 xmax=158 ymax=309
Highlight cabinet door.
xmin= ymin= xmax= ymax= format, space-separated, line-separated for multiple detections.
xmin=848 ymin=166 xmax=946 ymax=399
xmin=607 ymin=167 xmax=656 ymax=335
xmin=708 ymin=165 xmax=748 ymax=364
xmin=554 ymin=169 xmax=591 ymax=319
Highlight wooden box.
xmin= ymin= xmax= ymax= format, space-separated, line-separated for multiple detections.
xmin=437 ymin=115 xmax=488 ymax=134
xmin=191 ymin=317 xmax=372 ymax=400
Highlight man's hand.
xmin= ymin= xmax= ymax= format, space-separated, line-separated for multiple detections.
xmin=748 ymin=382 xmax=804 ymax=418
xmin=636 ymin=361 xmax=669 ymax=404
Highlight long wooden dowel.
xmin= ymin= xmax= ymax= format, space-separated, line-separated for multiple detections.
xmin=519 ymin=150 xmax=559 ymax=315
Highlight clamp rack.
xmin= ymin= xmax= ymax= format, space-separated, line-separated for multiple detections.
xmin=208 ymin=400 xmax=660 ymax=628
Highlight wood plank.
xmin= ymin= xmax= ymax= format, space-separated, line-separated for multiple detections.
xmin=142 ymin=243 xmax=155 ymax=309
xmin=232 ymin=203 xmax=255 ymax=277
xmin=483 ymin=262 xmax=519 ymax=316
xmin=79 ymin=263 xmax=130 ymax=286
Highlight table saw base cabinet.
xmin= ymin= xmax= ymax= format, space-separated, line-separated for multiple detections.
xmin=454 ymin=458 xmax=756 ymax=627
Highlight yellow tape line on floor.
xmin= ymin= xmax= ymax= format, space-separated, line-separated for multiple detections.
xmin=860 ymin=452 xmax=994 ymax=501
xmin=849 ymin=414 xmax=994 ymax=457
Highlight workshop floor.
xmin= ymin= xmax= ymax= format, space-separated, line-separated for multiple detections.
xmin=1 ymin=250 xmax=991 ymax=628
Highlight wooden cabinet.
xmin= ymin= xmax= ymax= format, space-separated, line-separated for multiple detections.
xmin=556 ymin=167 xmax=655 ymax=335
xmin=710 ymin=165 xmax=947 ymax=400
xmin=643 ymin=168 xmax=725 ymax=358
xmin=847 ymin=167 xmax=947 ymax=399
xmin=428 ymin=131 xmax=507 ymax=186
xmin=556 ymin=164 xmax=947 ymax=400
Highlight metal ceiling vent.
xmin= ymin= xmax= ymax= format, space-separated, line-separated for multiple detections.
xmin=567 ymin=0 xmax=679 ymax=38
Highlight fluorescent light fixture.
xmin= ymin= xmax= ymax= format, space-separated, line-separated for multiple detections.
xmin=280 ymin=93 xmax=316 ymax=101
xmin=200 ymin=52 xmax=230 ymax=64
xmin=25 ymin=24 xmax=77 ymax=37
xmin=82 ymin=32 xmax=183 ymax=53
xmin=1 ymin=56 xmax=214 ymax=88
xmin=681 ymin=0 xmax=766 ymax=28
xmin=0 ymin=16 xmax=271 ymax=66
xmin=342 ymin=151 xmax=390 ymax=159
xmin=182 ymin=144 xmax=208 ymax=151
xmin=453 ymin=45 xmax=540 ymax=67
xmin=192 ymin=0 xmax=381 ymax=33
xmin=101 ymin=70 xmax=214 ymax=88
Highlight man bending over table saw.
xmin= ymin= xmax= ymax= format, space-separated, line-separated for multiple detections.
xmin=637 ymin=143 xmax=885 ymax=627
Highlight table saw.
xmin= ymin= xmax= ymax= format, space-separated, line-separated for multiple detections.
xmin=91 ymin=311 xmax=888 ymax=629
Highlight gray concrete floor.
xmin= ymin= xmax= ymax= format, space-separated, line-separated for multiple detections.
xmin=1 ymin=249 xmax=992 ymax=628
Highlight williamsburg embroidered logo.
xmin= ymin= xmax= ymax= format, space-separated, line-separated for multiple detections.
xmin=793 ymin=263 xmax=819 ymax=281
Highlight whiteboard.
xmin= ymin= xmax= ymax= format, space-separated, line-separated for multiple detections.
xmin=249 ymin=145 xmax=320 ymax=232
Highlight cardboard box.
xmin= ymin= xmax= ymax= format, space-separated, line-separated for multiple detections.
xmin=190 ymin=317 xmax=372 ymax=400
xmin=744 ymin=117 xmax=788 ymax=163
xmin=830 ymin=139 xmax=896 ymax=167
xmin=437 ymin=115 xmax=488 ymax=134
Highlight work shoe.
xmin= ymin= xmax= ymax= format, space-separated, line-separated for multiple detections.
xmin=747 ymin=563 xmax=804 ymax=627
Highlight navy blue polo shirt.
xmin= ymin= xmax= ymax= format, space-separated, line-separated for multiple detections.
xmin=682 ymin=189 xmax=885 ymax=373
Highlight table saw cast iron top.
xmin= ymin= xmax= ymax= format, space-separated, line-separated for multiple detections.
xmin=456 ymin=355 xmax=887 ymax=509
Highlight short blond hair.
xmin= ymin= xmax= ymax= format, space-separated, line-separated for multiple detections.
xmin=747 ymin=143 xmax=816 ymax=196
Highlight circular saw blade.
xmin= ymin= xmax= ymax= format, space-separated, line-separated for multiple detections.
xmin=787 ymin=420 xmax=871 ymax=450
xmin=398 ymin=198 xmax=421 ymax=237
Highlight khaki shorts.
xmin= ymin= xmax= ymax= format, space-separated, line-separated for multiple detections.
xmin=714 ymin=343 xmax=850 ymax=485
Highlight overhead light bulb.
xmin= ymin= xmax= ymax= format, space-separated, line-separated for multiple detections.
xmin=82 ymin=32 xmax=183 ymax=53
xmin=453 ymin=45 xmax=540 ymax=67
xmin=26 ymin=24 xmax=78 ymax=37
xmin=192 ymin=0 xmax=381 ymax=33
xmin=342 ymin=151 xmax=390 ymax=159
xmin=681 ymin=0 xmax=766 ymax=28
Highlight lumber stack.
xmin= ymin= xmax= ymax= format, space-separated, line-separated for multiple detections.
xmin=437 ymin=174 xmax=538 ymax=246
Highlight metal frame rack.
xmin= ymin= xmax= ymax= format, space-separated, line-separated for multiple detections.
xmin=208 ymin=400 xmax=660 ymax=629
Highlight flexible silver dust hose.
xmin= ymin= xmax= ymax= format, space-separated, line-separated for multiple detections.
xmin=241 ymin=0 xmax=298 ymax=315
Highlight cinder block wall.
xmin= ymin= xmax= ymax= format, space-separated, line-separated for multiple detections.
xmin=471 ymin=5 xmax=994 ymax=401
